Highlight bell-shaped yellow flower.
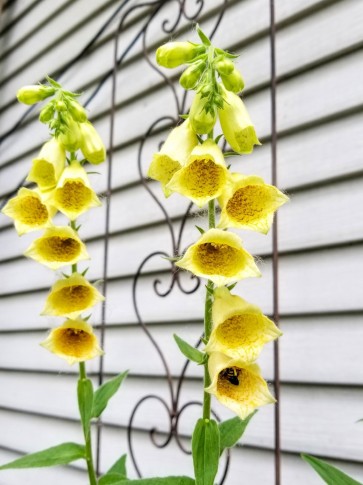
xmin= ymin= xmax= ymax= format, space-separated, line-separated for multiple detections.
xmin=40 ymin=319 xmax=103 ymax=365
xmin=176 ymin=228 xmax=260 ymax=287
xmin=24 ymin=226 xmax=89 ymax=270
xmin=205 ymin=352 xmax=275 ymax=419
xmin=147 ymin=120 xmax=198 ymax=197
xmin=166 ymin=140 xmax=229 ymax=207
xmin=218 ymin=87 xmax=260 ymax=154
xmin=58 ymin=116 xmax=82 ymax=152
xmin=48 ymin=160 xmax=101 ymax=220
xmin=42 ymin=273 xmax=104 ymax=319
xmin=205 ymin=287 xmax=282 ymax=362
xmin=189 ymin=93 xmax=217 ymax=135
xmin=79 ymin=121 xmax=106 ymax=165
xmin=219 ymin=173 xmax=289 ymax=233
xmin=1 ymin=187 xmax=56 ymax=235
xmin=27 ymin=138 xmax=66 ymax=191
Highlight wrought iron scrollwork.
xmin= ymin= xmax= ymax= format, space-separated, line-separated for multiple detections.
xmin=107 ymin=0 xmax=230 ymax=480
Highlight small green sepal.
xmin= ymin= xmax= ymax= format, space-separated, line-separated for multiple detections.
xmin=195 ymin=226 xmax=205 ymax=235
xmin=196 ymin=24 xmax=211 ymax=47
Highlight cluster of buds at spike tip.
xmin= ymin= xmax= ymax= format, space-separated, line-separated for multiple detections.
xmin=150 ymin=28 xmax=290 ymax=419
xmin=2 ymin=78 xmax=107 ymax=365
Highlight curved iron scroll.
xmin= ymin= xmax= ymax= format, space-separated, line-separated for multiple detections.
xmin=107 ymin=0 xmax=230 ymax=481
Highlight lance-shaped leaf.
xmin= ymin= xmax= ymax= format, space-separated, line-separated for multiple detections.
xmin=107 ymin=453 xmax=127 ymax=476
xmin=78 ymin=377 xmax=94 ymax=437
xmin=99 ymin=473 xmax=127 ymax=485
xmin=0 ymin=442 xmax=86 ymax=469
xmin=107 ymin=478 xmax=195 ymax=485
xmin=219 ymin=411 xmax=256 ymax=454
xmin=92 ymin=371 xmax=128 ymax=418
xmin=192 ymin=418 xmax=220 ymax=485
xmin=302 ymin=454 xmax=362 ymax=485
xmin=174 ymin=334 xmax=205 ymax=364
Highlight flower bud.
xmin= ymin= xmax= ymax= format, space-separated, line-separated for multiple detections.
xmin=39 ymin=103 xmax=55 ymax=123
xmin=58 ymin=116 xmax=82 ymax=152
xmin=215 ymin=57 xmax=234 ymax=75
xmin=68 ymin=99 xmax=87 ymax=123
xmin=55 ymin=100 xmax=67 ymax=111
xmin=221 ymin=68 xmax=245 ymax=93
xmin=179 ymin=60 xmax=206 ymax=90
xmin=156 ymin=42 xmax=204 ymax=68
xmin=79 ymin=122 xmax=106 ymax=165
xmin=17 ymin=85 xmax=55 ymax=105
xmin=189 ymin=92 xmax=217 ymax=135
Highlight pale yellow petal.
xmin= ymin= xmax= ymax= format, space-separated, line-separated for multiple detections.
xmin=27 ymin=138 xmax=66 ymax=190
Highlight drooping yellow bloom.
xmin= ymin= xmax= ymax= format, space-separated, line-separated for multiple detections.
xmin=166 ymin=140 xmax=229 ymax=207
xmin=58 ymin=116 xmax=82 ymax=152
xmin=156 ymin=42 xmax=203 ymax=68
xmin=24 ymin=226 xmax=89 ymax=270
xmin=218 ymin=87 xmax=260 ymax=154
xmin=17 ymin=85 xmax=55 ymax=105
xmin=189 ymin=93 xmax=217 ymax=135
xmin=176 ymin=228 xmax=260 ymax=287
xmin=27 ymin=137 xmax=66 ymax=191
xmin=40 ymin=319 xmax=103 ymax=365
xmin=79 ymin=121 xmax=106 ymax=165
xmin=147 ymin=119 xmax=198 ymax=197
xmin=205 ymin=287 xmax=282 ymax=362
xmin=48 ymin=160 xmax=101 ymax=220
xmin=205 ymin=352 xmax=275 ymax=419
xmin=219 ymin=173 xmax=289 ymax=233
xmin=1 ymin=187 xmax=56 ymax=235
xmin=42 ymin=273 xmax=104 ymax=319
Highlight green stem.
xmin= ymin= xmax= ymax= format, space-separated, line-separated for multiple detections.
xmin=70 ymin=220 xmax=78 ymax=273
xmin=203 ymin=198 xmax=215 ymax=420
xmin=79 ymin=362 xmax=97 ymax=485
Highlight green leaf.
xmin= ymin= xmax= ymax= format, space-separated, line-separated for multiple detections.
xmin=78 ymin=377 xmax=94 ymax=437
xmin=219 ymin=411 xmax=256 ymax=454
xmin=192 ymin=418 xmax=220 ymax=485
xmin=99 ymin=473 xmax=127 ymax=485
xmin=302 ymin=454 xmax=362 ymax=485
xmin=110 ymin=478 xmax=194 ymax=485
xmin=214 ymin=134 xmax=224 ymax=144
xmin=107 ymin=454 xmax=127 ymax=476
xmin=92 ymin=371 xmax=128 ymax=418
xmin=196 ymin=24 xmax=211 ymax=47
xmin=195 ymin=226 xmax=205 ymax=235
xmin=174 ymin=334 xmax=205 ymax=364
xmin=0 ymin=442 xmax=86 ymax=470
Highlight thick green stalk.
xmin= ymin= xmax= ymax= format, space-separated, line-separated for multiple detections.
xmin=203 ymin=199 xmax=215 ymax=420
xmin=79 ymin=362 xmax=97 ymax=485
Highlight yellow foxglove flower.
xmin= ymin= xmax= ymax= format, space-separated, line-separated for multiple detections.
xmin=17 ymin=85 xmax=55 ymax=105
xmin=218 ymin=87 xmax=260 ymax=154
xmin=40 ymin=319 xmax=103 ymax=365
xmin=58 ymin=116 xmax=82 ymax=152
xmin=156 ymin=42 xmax=203 ymax=68
xmin=48 ymin=160 xmax=101 ymax=220
xmin=24 ymin=226 xmax=89 ymax=270
xmin=205 ymin=352 xmax=275 ymax=419
xmin=219 ymin=173 xmax=289 ymax=233
xmin=166 ymin=139 xmax=229 ymax=207
xmin=27 ymin=137 xmax=66 ymax=191
xmin=147 ymin=119 xmax=198 ymax=197
xmin=42 ymin=273 xmax=104 ymax=319
xmin=205 ymin=287 xmax=282 ymax=362
xmin=79 ymin=121 xmax=106 ymax=165
xmin=176 ymin=228 xmax=260 ymax=287
xmin=220 ymin=68 xmax=245 ymax=93
xmin=189 ymin=92 xmax=217 ymax=134
xmin=1 ymin=187 xmax=56 ymax=235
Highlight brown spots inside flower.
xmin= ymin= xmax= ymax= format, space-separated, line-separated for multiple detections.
xmin=15 ymin=196 xmax=48 ymax=226
xmin=53 ymin=327 xmax=96 ymax=359
xmin=150 ymin=155 xmax=181 ymax=186
xmin=50 ymin=285 xmax=93 ymax=314
xmin=37 ymin=236 xmax=80 ymax=262
xmin=226 ymin=185 xmax=274 ymax=224
xmin=217 ymin=367 xmax=257 ymax=402
xmin=32 ymin=160 xmax=56 ymax=188
xmin=216 ymin=314 xmax=262 ymax=348
xmin=193 ymin=242 xmax=244 ymax=276
xmin=180 ymin=158 xmax=225 ymax=198
xmin=55 ymin=181 xmax=92 ymax=213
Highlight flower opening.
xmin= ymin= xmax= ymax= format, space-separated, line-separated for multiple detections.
xmin=27 ymin=138 xmax=66 ymax=190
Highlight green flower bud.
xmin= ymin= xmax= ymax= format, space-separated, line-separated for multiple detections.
xmin=189 ymin=93 xmax=217 ymax=135
xmin=179 ymin=60 xmax=206 ymax=90
xmin=156 ymin=42 xmax=204 ymax=68
xmin=17 ymin=85 xmax=55 ymax=105
xmin=215 ymin=57 xmax=234 ymax=75
xmin=58 ymin=116 xmax=82 ymax=151
xmin=79 ymin=122 xmax=106 ymax=165
xmin=68 ymin=99 xmax=87 ymax=123
xmin=221 ymin=68 xmax=245 ymax=93
xmin=55 ymin=100 xmax=67 ymax=111
xmin=39 ymin=103 xmax=55 ymax=123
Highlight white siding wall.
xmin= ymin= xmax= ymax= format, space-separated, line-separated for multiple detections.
xmin=1 ymin=0 xmax=363 ymax=483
